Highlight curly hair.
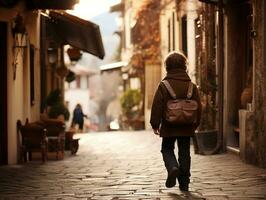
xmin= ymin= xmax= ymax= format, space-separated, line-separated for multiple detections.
xmin=165 ymin=51 xmax=188 ymax=71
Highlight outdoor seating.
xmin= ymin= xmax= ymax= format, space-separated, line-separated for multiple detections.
xmin=40 ymin=119 xmax=66 ymax=160
xmin=17 ymin=117 xmax=66 ymax=162
xmin=17 ymin=120 xmax=48 ymax=163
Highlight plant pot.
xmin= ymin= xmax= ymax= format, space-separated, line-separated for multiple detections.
xmin=67 ymin=47 xmax=82 ymax=62
xmin=65 ymin=71 xmax=76 ymax=83
xmin=240 ymin=87 xmax=252 ymax=109
xmin=194 ymin=129 xmax=218 ymax=155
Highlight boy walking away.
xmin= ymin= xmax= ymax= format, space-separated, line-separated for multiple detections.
xmin=150 ymin=51 xmax=202 ymax=191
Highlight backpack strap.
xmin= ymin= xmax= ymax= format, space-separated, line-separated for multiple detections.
xmin=187 ymin=82 xmax=194 ymax=99
xmin=162 ymin=80 xmax=177 ymax=99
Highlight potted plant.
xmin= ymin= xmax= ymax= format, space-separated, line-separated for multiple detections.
xmin=195 ymin=91 xmax=218 ymax=155
xmin=45 ymin=89 xmax=70 ymax=121
xmin=193 ymin=6 xmax=220 ymax=155
xmin=120 ymin=89 xmax=143 ymax=130
xmin=194 ymin=59 xmax=219 ymax=155
xmin=65 ymin=71 xmax=76 ymax=83
xmin=67 ymin=47 xmax=82 ymax=62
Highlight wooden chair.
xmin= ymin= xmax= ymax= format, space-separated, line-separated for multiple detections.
xmin=41 ymin=119 xmax=65 ymax=160
xmin=17 ymin=120 xmax=48 ymax=163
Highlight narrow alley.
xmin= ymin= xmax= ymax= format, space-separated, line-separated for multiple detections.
xmin=0 ymin=131 xmax=266 ymax=200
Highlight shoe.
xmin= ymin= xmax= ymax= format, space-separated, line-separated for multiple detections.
xmin=165 ymin=166 xmax=179 ymax=188
xmin=179 ymin=185 xmax=189 ymax=191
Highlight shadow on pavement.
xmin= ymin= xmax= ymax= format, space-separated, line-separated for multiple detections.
xmin=167 ymin=191 xmax=206 ymax=199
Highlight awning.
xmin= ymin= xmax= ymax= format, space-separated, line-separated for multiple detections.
xmin=27 ymin=0 xmax=78 ymax=10
xmin=48 ymin=11 xmax=105 ymax=59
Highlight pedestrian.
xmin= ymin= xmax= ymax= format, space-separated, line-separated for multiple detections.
xmin=150 ymin=51 xmax=202 ymax=191
xmin=71 ymin=104 xmax=87 ymax=132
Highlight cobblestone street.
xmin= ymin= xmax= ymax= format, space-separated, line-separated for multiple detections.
xmin=0 ymin=131 xmax=266 ymax=200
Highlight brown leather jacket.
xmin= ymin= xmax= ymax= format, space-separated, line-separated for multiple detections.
xmin=150 ymin=69 xmax=202 ymax=137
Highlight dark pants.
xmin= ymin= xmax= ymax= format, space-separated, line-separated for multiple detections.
xmin=161 ymin=136 xmax=191 ymax=186
xmin=72 ymin=120 xmax=84 ymax=130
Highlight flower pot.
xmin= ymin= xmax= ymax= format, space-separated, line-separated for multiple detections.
xmin=67 ymin=47 xmax=82 ymax=62
xmin=65 ymin=71 xmax=76 ymax=83
xmin=194 ymin=129 xmax=218 ymax=154
xmin=240 ymin=87 xmax=252 ymax=109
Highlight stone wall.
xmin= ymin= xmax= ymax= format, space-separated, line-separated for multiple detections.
xmin=253 ymin=0 xmax=266 ymax=167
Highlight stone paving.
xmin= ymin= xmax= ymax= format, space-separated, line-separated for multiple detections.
xmin=0 ymin=131 xmax=266 ymax=200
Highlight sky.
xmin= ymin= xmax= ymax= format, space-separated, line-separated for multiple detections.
xmin=68 ymin=0 xmax=121 ymax=20
xmin=66 ymin=0 xmax=121 ymax=68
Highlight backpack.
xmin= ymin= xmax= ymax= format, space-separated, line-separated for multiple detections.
xmin=162 ymin=80 xmax=198 ymax=125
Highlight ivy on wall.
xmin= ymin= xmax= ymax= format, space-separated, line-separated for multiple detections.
xmin=131 ymin=0 xmax=161 ymax=65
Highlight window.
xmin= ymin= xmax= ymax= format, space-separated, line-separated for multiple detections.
xmin=172 ymin=12 xmax=176 ymax=51
xmin=181 ymin=15 xmax=187 ymax=56
xmin=168 ymin=19 xmax=171 ymax=52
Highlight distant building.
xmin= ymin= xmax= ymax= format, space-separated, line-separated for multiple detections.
xmin=99 ymin=62 xmax=128 ymax=129
xmin=111 ymin=0 xmax=161 ymax=129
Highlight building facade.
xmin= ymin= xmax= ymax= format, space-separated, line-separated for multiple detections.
xmin=0 ymin=4 xmax=42 ymax=164
xmin=116 ymin=0 xmax=266 ymax=167
xmin=0 ymin=0 xmax=104 ymax=165
xmin=113 ymin=0 xmax=162 ymax=129
xmin=243 ymin=0 xmax=266 ymax=167
xmin=161 ymin=0 xmax=266 ymax=167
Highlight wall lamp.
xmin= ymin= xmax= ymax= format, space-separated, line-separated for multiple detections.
xmin=12 ymin=14 xmax=28 ymax=80
xmin=12 ymin=14 xmax=27 ymax=49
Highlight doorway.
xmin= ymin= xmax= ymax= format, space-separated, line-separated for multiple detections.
xmin=225 ymin=0 xmax=253 ymax=151
xmin=0 ymin=21 xmax=8 ymax=165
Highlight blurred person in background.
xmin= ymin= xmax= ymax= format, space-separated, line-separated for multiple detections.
xmin=71 ymin=104 xmax=88 ymax=132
